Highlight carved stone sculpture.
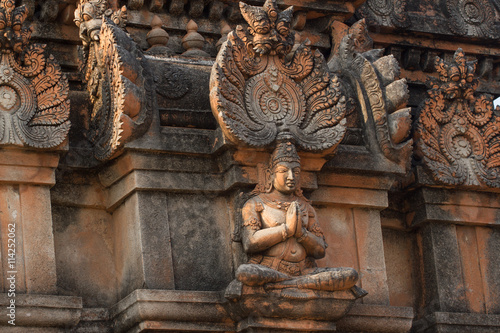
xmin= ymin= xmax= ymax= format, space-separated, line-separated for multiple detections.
xmin=236 ymin=141 xmax=364 ymax=298
xmin=210 ymin=0 xmax=347 ymax=153
xmin=211 ymin=2 xmax=366 ymax=329
xmin=328 ymin=19 xmax=412 ymax=169
xmin=75 ymin=0 xmax=153 ymax=161
xmin=446 ymin=0 xmax=499 ymax=39
xmin=0 ymin=0 xmax=70 ymax=148
xmin=415 ymin=48 xmax=500 ymax=188
xmin=357 ymin=0 xmax=410 ymax=29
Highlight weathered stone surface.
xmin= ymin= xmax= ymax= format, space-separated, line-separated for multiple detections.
xmin=52 ymin=205 xmax=117 ymax=307
xmin=0 ymin=294 xmax=82 ymax=329
xmin=167 ymin=193 xmax=233 ymax=290
xmin=415 ymin=49 xmax=500 ymax=188
xmin=0 ymin=0 xmax=70 ymax=148
xmin=412 ymin=311 xmax=500 ymax=333
xmin=0 ymin=149 xmax=61 ymax=295
xmin=75 ymin=1 xmax=154 ymax=162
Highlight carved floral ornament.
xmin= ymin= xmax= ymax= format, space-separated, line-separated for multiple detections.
xmin=357 ymin=0 xmax=410 ymax=29
xmin=446 ymin=0 xmax=499 ymax=39
xmin=0 ymin=0 xmax=70 ymax=148
xmin=210 ymin=0 xmax=347 ymax=153
xmin=415 ymin=49 xmax=500 ymax=188
xmin=74 ymin=0 xmax=153 ymax=161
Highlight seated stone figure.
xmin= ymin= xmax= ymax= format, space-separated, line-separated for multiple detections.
xmin=236 ymin=141 xmax=361 ymax=294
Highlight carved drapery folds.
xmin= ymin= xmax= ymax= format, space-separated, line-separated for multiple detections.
xmin=328 ymin=19 xmax=412 ymax=169
xmin=210 ymin=0 xmax=347 ymax=152
xmin=75 ymin=1 xmax=153 ymax=161
xmin=415 ymin=49 xmax=500 ymax=188
xmin=0 ymin=0 xmax=70 ymax=148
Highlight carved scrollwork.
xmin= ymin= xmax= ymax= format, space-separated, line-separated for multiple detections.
xmin=75 ymin=1 xmax=153 ymax=161
xmin=357 ymin=0 xmax=410 ymax=29
xmin=0 ymin=0 xmax=70 ymax=148
xmin=210 ymin=0 xmax=347 ymax=152
xmin=328 ymin=19 xmax=412 ymax=170
xmin=446 ymin=0 xmax=500 ymax=39
xmin=415 ymin=49 xmax=500 ymax=188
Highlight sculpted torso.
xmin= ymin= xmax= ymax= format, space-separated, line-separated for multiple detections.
xmin=235 ymin=142 xmax=359 ymax=292
xmin=243 ymin=195 xmax=317 ymax=263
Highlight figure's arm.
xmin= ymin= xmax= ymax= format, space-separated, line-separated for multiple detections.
xmin=295 ymin=206 xmax=327 ymax=259
xmin=241 ymin=199 xmax=294 ymax=253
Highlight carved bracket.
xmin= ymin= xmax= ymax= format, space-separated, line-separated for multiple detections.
xmin=328 ymin=19 xmax=412 ymax=171
xmin=414 ymin=48 xmax=500 ymax=188
xmin=210 ymin=0 xmax=347 ymax=153
xmin=0 ymin=0 xmax=70 ymax=148
xmin=75 ymin=0 xmax=153 ymax=161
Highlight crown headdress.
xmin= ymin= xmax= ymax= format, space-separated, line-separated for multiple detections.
xmin=270 ymin=141 xmax=300 ymax=169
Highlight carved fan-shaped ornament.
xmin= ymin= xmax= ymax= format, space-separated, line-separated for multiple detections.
xmin=0 ymin=0 xmax=70 ymax=148
xmin=446 ymin=0 xmax=499 ymax=39
xmin=75 ymin=1 xmax=153 ymax=161
xmin=415 ymin=49 xmax=500 ymax=188
xmin=210 ymin=0 xmax=347 ymax=152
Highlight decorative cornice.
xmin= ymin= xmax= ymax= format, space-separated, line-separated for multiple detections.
xmin=0 ymin=0 xmax=70 ymax=148
xmin=414 ymin=48 xmax=500 ymax=188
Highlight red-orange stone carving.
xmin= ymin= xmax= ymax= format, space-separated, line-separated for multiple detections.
xmin=0 ymin=0 xmax=70 ymax=148
xmin=210 ymin=0 xmax=347 ymax=152
xmin=75 ymin=1 xmax=153 ymax=161
xmin=415 ymin=48 xmax=500 ymax=188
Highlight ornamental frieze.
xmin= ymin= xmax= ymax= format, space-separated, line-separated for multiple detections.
xmin=414 ymin=49 xmax=500 ymax=188
xmin=75 ymin=0 xmax=154 ymax=161
xmin=0 ymin=0 xmax=70 ymax=148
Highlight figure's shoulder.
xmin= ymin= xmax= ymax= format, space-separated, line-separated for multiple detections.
xmin=243 ymin=195 xmax=264 ymax=213
xmin=299 ymin=198 xmax=316 ymax=216
xmin=244 ymin=195 xmax=263 ymax=206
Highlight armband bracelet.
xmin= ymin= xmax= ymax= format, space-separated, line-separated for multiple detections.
xmin=297 ymin=229 xmax=309 ymax=243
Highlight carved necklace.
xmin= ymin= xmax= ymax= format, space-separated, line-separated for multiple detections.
xmin=260 ymin=194 xmax=297 ymax=211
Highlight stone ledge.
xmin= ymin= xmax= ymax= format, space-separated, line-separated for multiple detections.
xmin=0 ymin=294 xmax=82 ymax=329
xmin=335 ymin=303 xmax=414 ymax=332
xmin=110 ymin=289 xmax=232 ymax=333
xmin=0 ymin=149 xmax=61 ymax=186
xmin=407 ymin=187 xmax=500 ymax=227
xmin=109 ymin=289 xmax=415 ymax=333
xmin=412 ymin=311 xmax=500 ymax=333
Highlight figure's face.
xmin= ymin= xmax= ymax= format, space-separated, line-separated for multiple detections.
xmin=272 ymin=162 xmax=300 ymax=194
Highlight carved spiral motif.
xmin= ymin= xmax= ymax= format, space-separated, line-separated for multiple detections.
xmin=367 ymin=0 xmax=392 ymax=16
xmin=0 ymin=86 xmax=17 ymax=110
xmin=415 ymin=49 xmax=500 ymax=188
xmin=447 ymin=0 xmax=499 ymax=38
xmin=245 ymin=71 xmax=305 ymax=124
xmin=460 ymin=0 xmax=487 ymax=24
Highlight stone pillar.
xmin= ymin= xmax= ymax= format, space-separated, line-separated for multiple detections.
xmin=409 ymin=185 xmax=500 ymax=332
xmin=311 ymin=171 xmax=392 ymax=305
xmin=0 ymin=148 xmax=60 ymax=294
xmin=0 ymin=148 xmax=82 ymax=330
xmin=99 ymin=147 xmax=235 ymax=300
